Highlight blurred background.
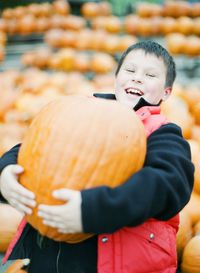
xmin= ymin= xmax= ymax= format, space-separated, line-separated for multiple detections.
xmin=0 ymin=0 xmax=200 ymax=272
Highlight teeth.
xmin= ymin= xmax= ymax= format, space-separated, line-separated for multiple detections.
xmin=126 ymin=89 xmax=142 ymax=95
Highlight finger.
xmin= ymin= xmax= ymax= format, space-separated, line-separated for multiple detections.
xmin=10 ymin=201 xmax=32 ymax=215
xmin=58 ymin=228 xmax=75 ymax=234
xmin=18 ymin=204 xmax=33 ymax=215
xmin=9 ymin=183 xmax=35 ymax=200
xmin=6 ymin=165 xmax=35 ymax=199
xmin=11 ymin=194 xmax=36 ymax=207
xmin=19 ymin=196 xmax=36 ymax=207
xmin=11 ymin=164 xmax=24 ymax=175
xmin=58 ymin=229 xmax=68 ymax=234
xmin=53 ymin=189 xmax=76 ymax=200
xmin=43 ymin=220 xmax=68 ymax=230
xmin=13 ymin=183 xmax=35 ymax=199
xmin=43 ymin=220 xmax=62 ymax=228
xmin=37 ymin=210 xmax=61 ymax=221
xmin=38 ymin=204 xmax=65 ymax=213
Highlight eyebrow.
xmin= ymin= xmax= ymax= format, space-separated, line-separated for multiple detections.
xmin=124 ymin=64 xmax=159 ymax=72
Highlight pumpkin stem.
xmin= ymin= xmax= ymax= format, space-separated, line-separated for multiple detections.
xmin=21 ymin=258 xmax=30 ymax=269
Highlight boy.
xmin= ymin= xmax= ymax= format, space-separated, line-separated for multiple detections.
xmin=0 ymin=41 xmax=194 ymax=273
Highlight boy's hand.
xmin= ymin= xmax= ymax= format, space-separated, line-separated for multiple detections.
xmin=38 ymin=189 xmax=83 ymax=234
xmin=0 ymin=164 xmax=36 ymax=215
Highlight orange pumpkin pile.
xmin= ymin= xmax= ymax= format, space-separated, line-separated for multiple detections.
xmin=44 ymin=28 xmax=138 ymax=53
xmin=21 ymin=47 xmax=116 ymax=74
xmin=166 ymin=33 xmax=200 ymax=56
xmin=162 ymin=85 xmax=200 ymax=271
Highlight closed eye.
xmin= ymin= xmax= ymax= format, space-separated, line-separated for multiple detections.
xmin=146 ymin=73 xmax=155 ymax=77
xmin=126 ymin=69 xmax=135 ymax=73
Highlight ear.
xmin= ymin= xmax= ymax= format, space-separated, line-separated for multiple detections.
xmin=162 ymin=87 xmax=172 ymax=101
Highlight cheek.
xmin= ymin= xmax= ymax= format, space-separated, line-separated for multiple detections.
xmin=114 ymin=77 xmax=123 ymax=92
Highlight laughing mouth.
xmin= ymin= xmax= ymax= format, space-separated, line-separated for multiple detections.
xmin=125 ymin=88 xmax=144 ymax=96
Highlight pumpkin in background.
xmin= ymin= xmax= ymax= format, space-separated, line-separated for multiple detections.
xmin=150 ymin=16 xmax=162 ymax=36
xmin=181 ymin=236 xmax=200 ymax=273
xmin=0 ymin=45 xmax=5 ymax=63
xmin=18 ymin=95 xmax=147 ymax=243
xmin=89 ymin=30 xmax=107 ymax=51
xmin=81 ymin=2 xmax=99 ymax=18
xmin=117 ymin=35 xmax=137 ymax=52
xmin=184 ymin=192 xmax=200 ymax=226
xmin=137 ymin=18 xmax=152 ymax=36
xmin=191 ymin=125 xmax=200 ymax=141
xmin=18 ymin=15 xmax=36 ymax=35
xmin=0 ymin=86 xmax=21 ymax=119
xmin=161 ymin=96 xmax=194 ymax=139
xmin=62 ymin=15 xmax=86 ymax=31
xmin=0 ymin=204 xmax=23 ymax=252
xmin=191 ymin=3 xmax=200 ymax=17
xmin=35 ymin=17 xmax=50 ymax=33
xmin=102 ymin=35 xmax=119 ymax=54
xmin=187 ymin=140 xmax=200 ymax=195
xmin=105 ymin=16 xmax=121 ymax=34
xmin=165 ymin=33 xmax=186 ymax=55
xmin=136 ymin=2 xmax=153 ymax=17
xmin=176 ymin=17 xmax=194 ymax=35
xmin=183 ymin=36 xmax=200 ymax=57
xmin=53 ymin=0 xmax=70 ymax=15
xmin=73 ymin=52 xmax=90 ymax=73
xmin=90 ymin=52 xmax=116 ymax=73
xmin=74 ymin=28 xmax=92 ymax=50
xmin=160 ymin=17 xmax=177 ymax=35
xmin=124 ymin=15 xmax=139 ymax=35
xmin=193 ymin=220 xmax=200 ymax=236
xmin=12 ymin=6 xmax=26 ymax=19
xmin=98 ymin=1 xmax=112 ymax=16
xmin=60 ymin=30 xmax=77 ymax=48
xmin=192 ymin=102 xmax=200 ymax=125
xmin=2 ymin=8 xmax=13 ymax=19
xmin=0 ymin=30 xmax=7 ymax=46
xmin=0 ymin=122 xmax=27 ymax=157
xmin=5 ymin=259 xmax=30 ymax=273
xmin=193 ymin=18 xmax=200 ymax=36
xmin=164 ymin=1 xmax=191 ymax=17
xmin=176 ymin=210 xmax=193 ymax=262
xmin=180 ymin=86 xmax=200 ymax=112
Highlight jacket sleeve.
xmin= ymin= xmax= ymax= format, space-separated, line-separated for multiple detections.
xmin=81 ymin=123 xmax=194 ymax=234
xmin=0 ymin=144 xmax=21 ymax=202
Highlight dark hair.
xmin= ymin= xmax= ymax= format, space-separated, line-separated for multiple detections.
xmin=115 ymin=41 xmax=176 ymax=87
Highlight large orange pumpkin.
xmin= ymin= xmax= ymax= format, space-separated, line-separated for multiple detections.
xmin=18 ymin=95 xmax=146 ymax=243
xmin=176 ymin=210 xmax=193 ymax=262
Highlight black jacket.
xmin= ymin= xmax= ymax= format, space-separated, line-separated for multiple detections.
xmin=0 ymin=94 xmax=194 ymax=273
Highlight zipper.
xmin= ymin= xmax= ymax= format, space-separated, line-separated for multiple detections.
xmin=56 ymin=242 xmax=61 ymax=273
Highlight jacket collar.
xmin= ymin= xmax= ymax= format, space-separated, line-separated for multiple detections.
xmin=93 ymin=93 xmax=161 ymax=112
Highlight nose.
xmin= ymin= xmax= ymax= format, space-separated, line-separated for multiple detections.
xmin=132 ymin=73 xmax=143 ymax=84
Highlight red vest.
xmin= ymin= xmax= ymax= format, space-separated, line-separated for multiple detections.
xmin=3 ymin=106 xmax=179 ymax=273
xmin=97 ymin=106 xmax=179 ymax=273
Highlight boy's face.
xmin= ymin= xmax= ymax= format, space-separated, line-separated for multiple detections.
xmin=114 ymin=49 xmax=172 ymax=109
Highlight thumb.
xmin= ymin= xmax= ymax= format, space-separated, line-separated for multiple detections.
xmin=12 ymin=164 xmax=24 ymax=175
xmin=52 ymin=188 xmax=76 ymax=201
